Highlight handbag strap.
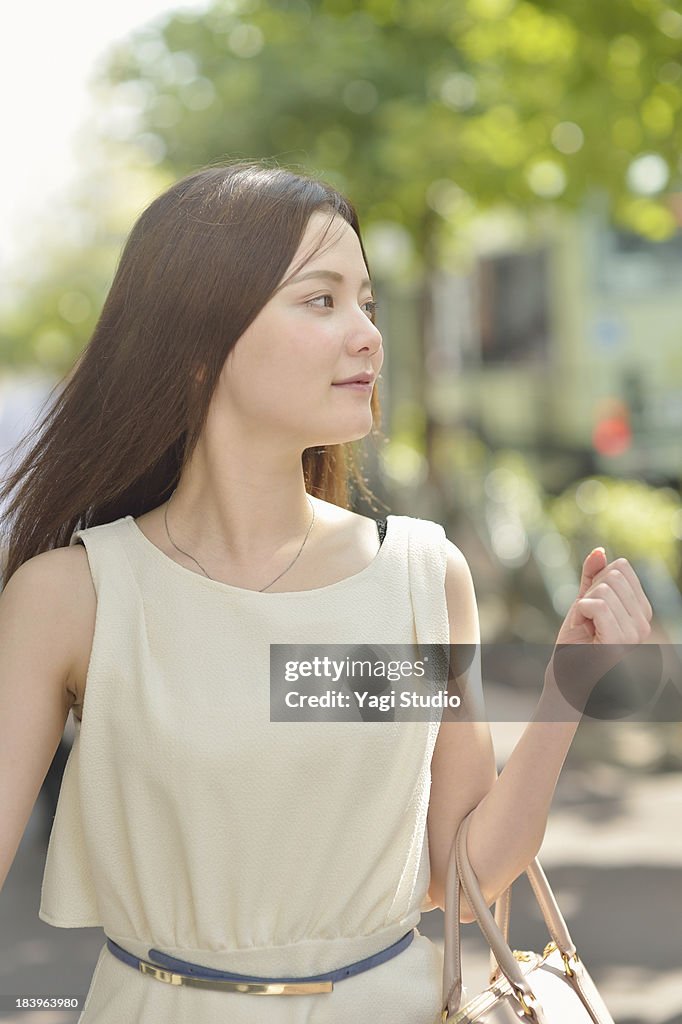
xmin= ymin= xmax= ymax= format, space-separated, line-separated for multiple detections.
xmin=489 ymin=857 xmax=576 ymax=982
xmin=442 ymin=809 xmax=578 ymax=1019
xmin=489 ymin=883 xmax=512 ymax=981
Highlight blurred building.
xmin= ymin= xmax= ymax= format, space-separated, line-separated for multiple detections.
xmin=421 ymin=195 xmax=682 ymax=492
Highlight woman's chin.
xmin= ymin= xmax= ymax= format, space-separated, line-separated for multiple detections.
xmin=307 ymin=424 xmax=374 ymax=447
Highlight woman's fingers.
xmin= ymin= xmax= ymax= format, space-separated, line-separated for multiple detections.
xmin=574 ymin=594 xmax=633 ymax=643
xmin=580 ymin=565 xmax=651 ymax=642
xmin=590 ymin=557 xmax=653 ymax=622
xmin=551 ymin=555 xmax=653 ymax=708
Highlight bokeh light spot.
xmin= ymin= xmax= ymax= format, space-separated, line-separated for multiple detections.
xmin=627 ymin=152 xmax=670 ymax=195
xmin=228 ymin=23 xmax=265 ymax=58
xmin=525 ymin=159 xmax=566 ymax=198
xmin=342 ymin=80 xmax=379 ymax=114
xmin=551 ymin=121 xmax=584 ymax=155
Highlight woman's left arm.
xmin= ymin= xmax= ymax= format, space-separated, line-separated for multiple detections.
xmin=426 ymin=540 xmax=653 ymax=921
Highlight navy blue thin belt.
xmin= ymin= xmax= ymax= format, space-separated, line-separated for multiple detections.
xmin=105 ymin=928 xmax=415 ymax=995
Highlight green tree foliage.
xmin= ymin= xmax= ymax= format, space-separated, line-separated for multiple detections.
xmin=89 ymin=0 xmax=682 ymax=482
xmin=550 ymin=475 xmax=682 ymax=575
xmin=103 ymin=0 xmax=682 ymax=249
xmin=3 ymin=0 xmax=681 ymax=372
xmin=0 ymin=160 xmax=174 ymax=373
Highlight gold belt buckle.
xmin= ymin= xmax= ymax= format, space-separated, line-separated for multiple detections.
xmin=139 ymin=962 xmax=183 ymax=985
xmin=139 ymin=959 xmax=333 ymax=994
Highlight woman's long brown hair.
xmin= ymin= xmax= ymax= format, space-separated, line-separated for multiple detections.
xmin=0 ymin=161 xmax=384 ymax=585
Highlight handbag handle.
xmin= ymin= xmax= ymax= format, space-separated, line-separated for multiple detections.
xmin=489 ymin=884 xmax=512 ymax=982
xmin=442 ymin=808 xmax=578 ymax=1020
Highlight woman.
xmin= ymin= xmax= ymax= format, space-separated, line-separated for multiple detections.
xmin=0 ymin=162 xmax=652 ymax=1023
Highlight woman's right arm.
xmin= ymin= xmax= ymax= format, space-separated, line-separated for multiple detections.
xmin=0 ymin=551 xmax=80 ymax=893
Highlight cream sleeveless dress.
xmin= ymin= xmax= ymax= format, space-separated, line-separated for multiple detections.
xmin=39 ymin=511 xmax=451 ymax=1023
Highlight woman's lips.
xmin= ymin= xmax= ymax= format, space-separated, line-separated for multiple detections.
xmin=331 ymin=382 xmax=373 ymax=391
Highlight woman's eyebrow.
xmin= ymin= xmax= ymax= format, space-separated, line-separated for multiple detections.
xmin=283 ymin=269 xmax=373 ymax=290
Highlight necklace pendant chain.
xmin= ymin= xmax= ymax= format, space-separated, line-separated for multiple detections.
xmin=163 ymin=489 xmax=316 ymax=592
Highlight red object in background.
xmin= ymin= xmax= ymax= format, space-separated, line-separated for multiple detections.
xmin=592 ymin=399 xmax=632 ymax=456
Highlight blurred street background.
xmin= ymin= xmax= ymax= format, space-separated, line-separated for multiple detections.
xmin=2 ymin=0 xmax=682 ymax=1020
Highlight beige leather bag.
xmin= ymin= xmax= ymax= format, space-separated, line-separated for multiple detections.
xmin=441 ymin=809 xmax=616 ymax=1023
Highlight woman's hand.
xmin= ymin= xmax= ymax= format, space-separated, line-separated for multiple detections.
xmin=547 ymin=547 xmax=654 ymax=710
xmin=557 ymin=547 xmax=653 ymax=646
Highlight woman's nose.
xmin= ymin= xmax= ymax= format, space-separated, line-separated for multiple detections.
xmin=349 ymin=312 xmax=382 ymax=354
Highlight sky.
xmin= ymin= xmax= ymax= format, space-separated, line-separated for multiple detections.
xmin=1 ymin=0 xmax=210 ymax=287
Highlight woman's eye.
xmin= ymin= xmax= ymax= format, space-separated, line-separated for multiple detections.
xmin=305 ymin=295 xmax=378 ymax=322
xmin=363 ymin=300 xmax=378 ymax=321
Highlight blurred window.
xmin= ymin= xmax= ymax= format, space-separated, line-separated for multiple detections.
xmin=595 ymin=203 xmax=682 ymax=293
xmin=477 ymin=248 xmax=551 ymax=365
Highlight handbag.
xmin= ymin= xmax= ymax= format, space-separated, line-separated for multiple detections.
xmin=440 ymin=808 xmax=616 ymax=1023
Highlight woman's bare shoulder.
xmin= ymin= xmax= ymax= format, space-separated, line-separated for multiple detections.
xmin=299 ymin=497 xmax=383 ymax=584
xmin=2 ymin=543 xmax=94 ymax=602
xmin=310 ymin=495 xmax=383 ymax=529
xmin=309 ymin=496 xmax=382 ymax=546
xmin=11 ymin=545 xmax=96 ymax=720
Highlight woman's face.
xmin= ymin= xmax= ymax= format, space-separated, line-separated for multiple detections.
xmin=217 ymin=211 xmax=384 ymax=449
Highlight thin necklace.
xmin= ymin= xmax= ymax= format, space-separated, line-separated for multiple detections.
xmin=163 ymin=488 xmax=316 ymax=592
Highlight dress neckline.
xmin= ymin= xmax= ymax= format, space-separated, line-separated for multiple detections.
xmin=123 ymin=514 xmax=397 ymax=599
